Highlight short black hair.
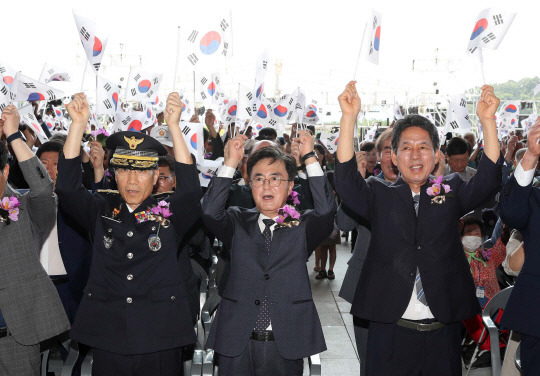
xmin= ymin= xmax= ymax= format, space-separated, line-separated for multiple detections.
xmin=158 ymin=155 xmax=175 ymax=175
xmin=360 ymin=141 xmax=375 ymax=153
xmin=391 ymin=115 xmax=439 ymax=153
xmin=0 ymin=142 xmax=8 ymax=170
xmin=446 ymin=137 xmax=471 ymax=157
xmin=36 ymin=141 xmax=63 ymax=159
xmin=307 ymin=125 xmax=316 ymax=135
xmin=256 ymin=127 xmax=278 ymax=141
xmin=247 ymin=147 xmax=297 ymax=181
xmin=461 ymin=216 xmax=486 ymax=239
xmin=314 ymin=143 xmax=327 ymax=167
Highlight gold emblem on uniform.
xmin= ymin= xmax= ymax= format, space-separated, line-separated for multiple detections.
xmin=124 ymin=136 xmax=144 ymax=150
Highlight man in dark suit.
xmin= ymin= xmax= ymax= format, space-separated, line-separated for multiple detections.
xmin=0 ymin=105 xmax=70 ymax=375
xmin=56 ymin=93 xmax=202 ymax=375
xmin=202 ymin=131 xmax=336 ymax=376
xmin=499 ymin=117 xmax=540 ymax=375
xmin=334 ymin=82 xmax=502 ymax=375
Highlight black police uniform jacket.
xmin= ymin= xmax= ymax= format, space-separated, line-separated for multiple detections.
xmin=56 ymin=155 xmax=202 ymax=355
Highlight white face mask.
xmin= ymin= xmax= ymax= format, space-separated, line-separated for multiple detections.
xmin=462 ymin=235 xmax=483 ymax=251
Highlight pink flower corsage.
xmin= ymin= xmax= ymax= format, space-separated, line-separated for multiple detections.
xmin=0 ymin=196 xmax=22 ymax=225
xmin=426 ymin=176 xmax=453 ymax=204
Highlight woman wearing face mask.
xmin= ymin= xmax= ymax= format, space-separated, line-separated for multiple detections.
xmin=461 ymin=216 xmax=509 ymax=355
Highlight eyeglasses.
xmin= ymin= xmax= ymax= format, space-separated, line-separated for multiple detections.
xmin=115 ymin=168 xmax=154 ymax=177
xmin=157 ymin=175 xmax=174 ymax=182
xmin=250 ymin=176 xmax=291 ymax=188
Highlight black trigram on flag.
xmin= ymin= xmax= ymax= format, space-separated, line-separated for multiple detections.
xmin=220 ymin=19 xmax=230 ymax=32
xmin=464 ymin=115 xmax=470 ymax=122
xmin=295 ymin=103 xmax=303 ymax=110
xmin=246 ymin=107 xmax=252 ymax=117
xmin=153 ymin=77 xmax=159 ymax=84
xmin=246 ymin=92 xmax=253 ymax=101
xmin=187 ymin=30 xmax=199 ymax=43
xmin=449 ymin=120 xmax=459 ymax=129
xmin=24 ymin=83 xmax=36 ymax=89
xmin=460 ymin=99 xmax=466 ymax=107
xmin=215 ymin=77 xmax=220 ymax=85
xmin=268 ymin=119 xmax=277 ymax=126
xmin=93 ymin=63 xmax=101 ymax=71
xmin=122 ymin=116 xmax=131 ymax=125
xmin=200 ymin=92 xmax=207 ymax=100
xmin=201 ymin=77 xmax=208 ymax=85
xmin=131 ymin=89 xmax=137 ymax=96
xmin=372 ymin=16 xmax=378 ymax=29
xmin=181 ymin=126 xmax=191 ymax=136
xmin=222 ymin=42 xmax=229 ymax=57
xmin=481 ymin=33 xmax=496 ymax=44
xmin=288 ymin=97 xmax=294 ymax=105
xmin=469 ymin=47 xmax=477 ymax=54
xmin=134 ymin=74 xmax=141 ymax=81
xmin=0 ymin=103 xmax=5 ymax=111
xmin=80 ymin=27 xmax=90 ymax=41
xmin=104 ymin=83 xmax=111 ymax=91
xmin=146 ymin=90 xmax=154 ymax=98
xmin=48 ymin=69 xmax=54 ymax=75
xmin=0 ymin=86 xmax=7 ymax=95
xmin=187 ymin=53 xmax=199 ymax=66
xmin=103 ymin=99 xmax=112 ymax=109
xmin=262 ymin=61 xmax=268 ymax=70
xmin=493 ymin=14 xmax=503 ymax=25
xmin=46 ymin=90 xmax=56 ymax=100
xmin=0 ymin=67 xmax=6 ymax=74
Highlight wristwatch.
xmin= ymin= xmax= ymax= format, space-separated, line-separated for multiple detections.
xmin=6 ymin=131 xmax=24 ymax=144
xmin=301 ymin=151 xmax=318 ymax=164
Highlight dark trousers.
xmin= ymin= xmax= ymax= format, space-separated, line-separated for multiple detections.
xmin=217 ymin=339 xmax=303 ymax=376
xmin=353 ymin=316 xmax=369 ymax=376
xmin=92 ymin=347 xmax=183 ymax=376
xmin=521 ymin=333 xmax=540 ymax=376
xmin=366 ymin=321 xmax=461 ymax=376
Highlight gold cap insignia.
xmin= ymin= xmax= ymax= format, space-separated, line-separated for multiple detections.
xmin=124 ymin=136 xmax=144 ymax=150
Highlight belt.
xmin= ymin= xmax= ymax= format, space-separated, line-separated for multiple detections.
xmin=0 ymin=327 xmax=10 ymax=338
xmin=251 ymin=331 xmax=274 ymax=341
xmin=396 ymin=318 xmax=446 ymax=332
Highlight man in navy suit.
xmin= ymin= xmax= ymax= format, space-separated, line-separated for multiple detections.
xmin=334 ymin=81 xmax=502 ymax=375
xmin=499 ymin=117 xmax=540 ymax=375
xmin=202 ymin=131 xmax=336 ymax=376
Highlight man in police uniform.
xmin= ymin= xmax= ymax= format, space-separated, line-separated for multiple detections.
xmin=56 ymin=93 xmax=202 ymax=375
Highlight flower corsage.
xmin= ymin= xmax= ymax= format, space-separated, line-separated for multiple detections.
xmin=275 ymin=191 xmax=301 ymax=228
xmin=426 ymin=176 xmax=454 ymax=204
xmin=149 ymin=201 xmax=173 ymax=228
xmin=0 ymin=196 xmax=22 ymax=225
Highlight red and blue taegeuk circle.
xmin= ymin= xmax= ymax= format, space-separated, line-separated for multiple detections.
xmin=228 ymin=105 xmax=237 ymax=116
xmin=93 ymin=37 xmax=103 ymax=57
xmin=138 ymin=80 xmax=151 ymax=94
xmin=127 ymin=120 xmax=142 ymax=132
xmin=199 ymin=31 xmax=221 ymax=55
xmin=470 ymin=18 xmax=488 ymax=40
xmin=274 ymin=105 xmax=288 ymax=117
xmin=257 ymin=104 xmax=267 ymax=119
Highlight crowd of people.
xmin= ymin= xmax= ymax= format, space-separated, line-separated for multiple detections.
xmin=0 ymin=81 xmax=539 ymax=376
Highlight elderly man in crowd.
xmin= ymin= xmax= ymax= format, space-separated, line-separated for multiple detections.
xmin=335 ymin=81 xmax=502 ymax=375
xmin=444 ymin=136 xmax=477 ymax=181
xmin=56 ymin=92 xmax=202 ymax=375
xmin=0 ymin=105 xmax=69 ymax=375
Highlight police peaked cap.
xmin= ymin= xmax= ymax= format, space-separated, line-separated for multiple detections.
xmin=107 ymin=131 xmax=168 ymax=170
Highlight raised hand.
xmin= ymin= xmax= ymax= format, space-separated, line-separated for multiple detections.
xmin=355 ymin=151 xmax=367 ymax=178
xmin=526 ymin=117 xmax=540 ymax=158
xmin=338 ymin=81 xmax=361 ymax=118
xmin=291 ymin=139 xmax=302 ymax=167
xmin=164 ymin=93 xmax=183 ymax=126
xmin=0 ymin=105 xmax=21 ymax=137
xmin=65 ymin=93 xmax=90 ymax=126
xmin=205 ymin=110 xmax=216 ymax=128
xmin=89 ymin=141 xmax=105 ymax=170
xmin=294 ymin=130 xmax=315 ymax=157
xmin=224 ymin=134 xmax=247 ymax=169
xmin=476 ymin=85 xmax=500 ymax=125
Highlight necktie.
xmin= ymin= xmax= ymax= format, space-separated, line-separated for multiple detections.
xmin=413 ymin=195 xmax=428 ymax=306
xmin=254 ymin=219 xmax=275 ymax=332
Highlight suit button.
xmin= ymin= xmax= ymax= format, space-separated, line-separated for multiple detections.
xmin=127 ymin=274 xmax=133 ymax=280
xmin=108 ymin=228 xmax=112 ymax=233
xmin=417 ymin=246 xmax=421 ymax=250
xmin=126 ymin=297 xmax=133 ymax=303
xmin=264 ymin=274 xmax=269 ymax=280
xmin=127 ymin=231 xmax=133 ymax=237
xmin=127 ymin=253 xmax=133 ymax=259
xmin=87 ymin=292 xmax=92 ymax=297
xmin=171 ymin=295 xmax=176 ymax=301
xmin=410 ymin=271 xmax=415 ymax=277
xmin=255 ymin=300 xmax=260 ymax=305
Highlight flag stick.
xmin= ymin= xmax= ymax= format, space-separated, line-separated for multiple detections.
xmin=478 ymin=49 xmax=486 ymax=85
xmin=80 ymin=61 xmax=88 ymax=92
xmin=353 ymin=23 xmax=368 ymax=80
xmin=173 ymin=26 xmax=181 ymax=92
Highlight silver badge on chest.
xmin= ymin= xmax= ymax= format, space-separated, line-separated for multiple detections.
xmin=148 ymin=234 xmax=162 ymax=252
xmin=103 ymin=228 xmax=113 ymax=249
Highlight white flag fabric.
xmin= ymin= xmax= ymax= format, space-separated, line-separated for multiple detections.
xmin=251 ymin=51 xmax=269 ymax=115
xmin=219 ymin=98 xmax=238 ymax=126
xmin=52 ymin=106 xmax=64 ymax=119
xmin=0 ymin=61 xmax=16 ymax=109
xmin=39 ymin=63 xmax=71 ymax=83
xmin=303 ymin=99 xmax=320 ymax=125
xmin=293 ymin=88 xmax=306 ymax=124
xmin=151 ymin=95 xmax=166 ymax=116
xmin=444 ymin=96 xmax=472 ymax=133
xmin=467 ymin=8 xmax=516 ymax=54
xmin=114 ymin=110 xmax=151 ymax=133
xmin=366 ymin=10 xmax=382 ymax=65
xmin=237 ymin=85 xmax=254 ymax=122
xmin=197 ymin=73 xmax=225 ymax=105
xmin=394 ymin=105 xmax=404 ymax=120
xmin=320 ymin=131 xmax=340 ymax=153
xmin=125 ymin=68 xmax=162 ymax=103
xmin=96 ymin=76 xmax=120 ymax=116
xmin=10 ymin=73 xmax=64 ymax=102
xmin=178 ymin=122 xmax=204 ymax=163
xmin=498 ymin=100 xmax=520 ymax=131
xmin=183 ymin=15 xmax=232 ymax=68
xmin=269 ymin=94 xmax=297 ymax=124
xmin=179 ymin=95 xmax=194 ymax=121
xmin=73 ymin=12 xmax=108 ymax=73
xmin=141 ymin=103 xmax=157 ymax=129
xmin=534 ymin=82 xmax=540 ymax=96
xmin=363 ymin=124 xmax=378 ymax=142
xmin=197 ymin=157 xmax=224 ymax=187
xmin=19 ymin=105 xmax=49 ymax=143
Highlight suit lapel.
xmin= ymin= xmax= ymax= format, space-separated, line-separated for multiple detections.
xmin=239 ymin=209 xmax=266 ymax=252
xmin=392 ymin=177 xmax=416 ymax=220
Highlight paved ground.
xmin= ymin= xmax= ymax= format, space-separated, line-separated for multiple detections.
xmin=303 ymin=239 xmax=493 ymax=376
